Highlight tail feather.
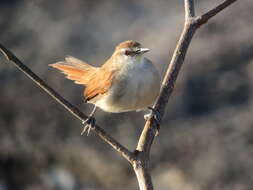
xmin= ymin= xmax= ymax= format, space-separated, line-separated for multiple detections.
xmin=49 ymin=56 xmax=97 ymax=85
xmin=65 ymin=56 xmax=91 ymax=69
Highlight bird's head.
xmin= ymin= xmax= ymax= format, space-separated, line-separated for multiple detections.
xmin=112 ymin=40 xmax=150 ymax=63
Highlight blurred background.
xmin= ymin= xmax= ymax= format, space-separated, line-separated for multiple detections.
xmin=0 ymin=0 xmax=252 ymax=189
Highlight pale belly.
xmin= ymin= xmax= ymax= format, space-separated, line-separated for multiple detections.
xmin=94 ymin=60 xmax=160 ymax=113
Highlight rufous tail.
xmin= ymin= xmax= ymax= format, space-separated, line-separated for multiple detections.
xmin=49 ymin=56 xmax=97 ymax=85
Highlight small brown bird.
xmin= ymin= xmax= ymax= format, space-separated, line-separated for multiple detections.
xmin=50 ymin=40 xmax=161 ymax=134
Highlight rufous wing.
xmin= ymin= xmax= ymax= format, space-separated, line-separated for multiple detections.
xmin=84 ymin=68 xmax=115 ymax=102
xmin=50 ymin=56 xmax=116 ymax=102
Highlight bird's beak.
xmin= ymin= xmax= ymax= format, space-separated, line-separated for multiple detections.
xmin=139 ymin=48 xmax=150 ymax=54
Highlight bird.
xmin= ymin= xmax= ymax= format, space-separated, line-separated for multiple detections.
xmin=49 ymin=40 xmax=161 ymax=135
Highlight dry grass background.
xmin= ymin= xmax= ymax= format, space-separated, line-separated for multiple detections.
xmin=0 ymin=0 xmax=253 ymax=189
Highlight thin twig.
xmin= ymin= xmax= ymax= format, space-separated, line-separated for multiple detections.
xmin=137 ymin=21 xmax=197 ymax=154
xmin=196 ymin=0 xmax=237 ymax=27
xmin=137 ymin=0 xmax=197 ymax=157
xmin=138 ymin=0 xmax=239 ymax=162
xmin=134 ymin=0 xmax=238 ymax=189
xmin=185 ymin=0 xmax=195 ymax=19
xmin=0 ymin=43 xmax=135 ymax=164
xmin=133 ymin=1 xmax=198 ymax=190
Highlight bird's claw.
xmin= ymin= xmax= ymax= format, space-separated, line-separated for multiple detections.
xmin=144 ymin=107 xmax=161 ymax=136
xmin=81 ymin=116 xmax=96 ymax=136
xmin=144 ymin=107 xmax=162 ymax=123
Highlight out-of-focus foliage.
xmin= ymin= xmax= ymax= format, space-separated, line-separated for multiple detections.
xmin=0 ymin=0 xmax=253 ymax=190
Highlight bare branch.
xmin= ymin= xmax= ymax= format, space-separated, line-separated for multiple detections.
xmin=137 ymin=1 xmax=197 ymax=155
xmin=0 ymin=43 xmax=135 ymax=164
xmin=185 ymin=0 xmax=195 ymax=19
xmin=134 ymin=164 xmax=153 ymax=190
xmin=196 ymin=0 xmax=238 ymax=27
xmin=137 ymin=20 xmax=197 ymax=156
xmin=133 ymin=2 xmax=197 ymax=189
xmin=137 ymin=0 xmax=239 ymax=168
xmin=134 ymin=0 xmax=238 ymax=189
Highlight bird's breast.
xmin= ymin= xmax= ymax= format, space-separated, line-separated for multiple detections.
xmin=95 ymin=58 xmax=160 ymax=113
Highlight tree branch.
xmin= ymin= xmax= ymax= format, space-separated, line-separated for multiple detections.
xmin=196 ymin=0 xmax=238 ymax=27
xmin=136 ymin=0 xmax=197 ymax=160
xmin=0 ymin=43 xmax=135 ymax=164
xmin=133 ymin=0 xmax=238 ymax=189
xmin=134 ymin=164 xmax=153 ymax=190
xmin=185 ymin=0 xmax=195 ymax=19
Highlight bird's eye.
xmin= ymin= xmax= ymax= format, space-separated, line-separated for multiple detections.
xmin=125 ymin=50 xmax=132 ymax=56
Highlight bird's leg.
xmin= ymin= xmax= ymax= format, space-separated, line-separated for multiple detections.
xmin=144 ymin=107 xmax=161 ymax=136
xmin=81 ymin=106 xmax=97 ymax=135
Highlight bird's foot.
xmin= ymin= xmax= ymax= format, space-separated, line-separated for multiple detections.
xmin=144 ymin=107 xmax=162 ymax=123
xmin=81 ymin=116 xmax=96 ymax=136
xmin=144 ymin=107 xmax=161 ymax=136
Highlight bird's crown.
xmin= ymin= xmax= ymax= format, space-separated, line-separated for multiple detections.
xmin=115 ymin=40 xmax=141 ymax=50
xmin=114 ymin=40 xmax=149 ymax=57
